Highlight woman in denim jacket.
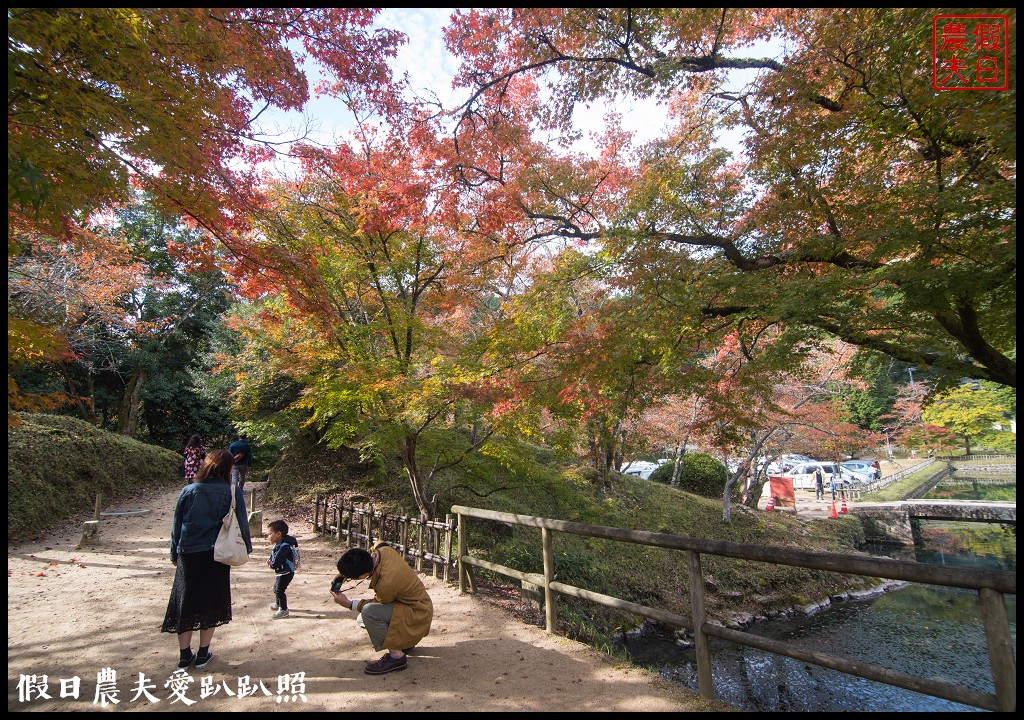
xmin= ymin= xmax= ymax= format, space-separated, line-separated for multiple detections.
xmin=161 ymin=449 xmax=252 ymax=671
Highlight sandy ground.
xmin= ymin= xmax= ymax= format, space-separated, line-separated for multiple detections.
xmin=7 ymin=483 xmax=734 ymax=713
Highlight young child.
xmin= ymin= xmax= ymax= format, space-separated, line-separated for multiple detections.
xmin=267 ymin=519 xmax=298 ymax=619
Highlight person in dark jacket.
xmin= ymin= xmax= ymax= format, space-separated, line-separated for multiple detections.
xmin=266 ymin=519 xmax=298 ymax=620
xmin=161 ymin=449 xmax=252 ymax=671
xmin=227 ymin=434 xmax=253 ymax=490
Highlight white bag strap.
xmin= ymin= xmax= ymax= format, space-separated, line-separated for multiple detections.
xmin=223 ymin=481 xmax=237 ymax=523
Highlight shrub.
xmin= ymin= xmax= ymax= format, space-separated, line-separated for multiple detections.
xmin=8 ymin=413 xmax=180 ymax=539
xmin=648 ymin=461 xmax=675 ymax=485
xmin=649 ymin=453 xmax=729 ymax=499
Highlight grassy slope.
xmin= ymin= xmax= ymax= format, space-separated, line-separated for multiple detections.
xmin=7 ymin=413 xmax=181 ymax=540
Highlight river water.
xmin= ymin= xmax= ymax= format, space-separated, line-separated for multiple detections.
xmin=619 ymin=473 xmax=1016 ymax=712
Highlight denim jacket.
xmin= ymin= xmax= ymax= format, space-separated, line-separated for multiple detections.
xmin=170 ymin=480 xmax=252 ymax=562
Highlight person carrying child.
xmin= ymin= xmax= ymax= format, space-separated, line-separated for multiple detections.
xmin=267 ymin=519 xmax=299 ymax=620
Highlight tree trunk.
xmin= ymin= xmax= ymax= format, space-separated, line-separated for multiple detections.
xmin=123 ymin=368 xmax=147 ymax=436
xmin=67 ymin=375 xmax=97 ymax=425
xmin=670 ymin=444 xmax=684 ymax=488
xmin=401 ymin=433 xmax=435 ymax=520
xmin=116 ymin=366 xmax=145 ymax=435
xmin=729 ymin=429 xmax=777 ymax=522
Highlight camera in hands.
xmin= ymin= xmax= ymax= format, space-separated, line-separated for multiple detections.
xmin=331 ymin=577 xmax=345 ymax=594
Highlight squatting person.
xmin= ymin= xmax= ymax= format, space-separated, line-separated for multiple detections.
xmin=330 ymin=542 xmax=433 ymax=675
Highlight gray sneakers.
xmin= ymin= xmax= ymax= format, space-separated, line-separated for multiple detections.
xmin=272 ymin=608 xmax=289 ymax=619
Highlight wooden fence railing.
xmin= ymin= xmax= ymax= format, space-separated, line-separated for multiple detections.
xmin=312 ymin=495 xmax=456 ymax=581
xmin=453 ymin=504 xmax=1016 ymax=712
xmin=861 ymin=458 xmax=937 ymax=492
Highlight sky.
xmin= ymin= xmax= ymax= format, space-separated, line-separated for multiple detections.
xmin=260 ymin=8 xmax=672 ymax=166
xmin=259 ymin=8 xmax=774 ymax=172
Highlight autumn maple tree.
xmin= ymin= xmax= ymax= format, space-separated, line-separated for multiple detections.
xmin=922 ymin=382 xmax=1015 ymax=456
xmin=444 ymin=8 xmax=1016 ymax=388
xmin=223 ymin=105 xmax=530 ymax=519
xmin=7 ymin=8 xmax=403 ymax=419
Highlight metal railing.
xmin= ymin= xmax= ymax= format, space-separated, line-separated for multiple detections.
xmin=453 ymin=505 xmax=1016 ymax=712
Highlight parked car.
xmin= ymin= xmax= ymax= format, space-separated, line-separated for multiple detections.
xmin=778 ymin=454 xmax=815 ymax=471
xmin=782 ymin=461 xmax=865 ymax=489
xmin=840 ymin=460 xmax=879 ymax=482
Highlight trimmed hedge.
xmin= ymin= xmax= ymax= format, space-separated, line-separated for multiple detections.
xmin=8 ymin=413 xmax=180 ymax=539
xmin=649 ymin=453 xmax=730 ymax=498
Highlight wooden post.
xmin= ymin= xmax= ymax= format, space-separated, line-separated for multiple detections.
xmin=416 ymin=517 xmax=424 ymax=573
xmin=313 ymin=494 xmax=321 ymax=533
xmin=444 ymin=514 xmax=454 ymax=582
xmin=541 ymin=526 xmax=555 ymax=633
xmin=345 ymin=506 xmax=353 ymax=547
xmin=322 ymin=497 xmax=330 ymax=538
xmin=401 ymin=516 xmax=410 ymax=559
xmin=249 ymin=487 xmax=256 ymax=512
xmin=458 ymin=512 xmax=467 ymax=594
xmin=93 ymin=493 xmax=102 ymax=523
xmin=687 ymin=550 xmax=714 ymax=700
xmin=432 ymin=525 xmax=440 ymax=578
xmin=979 ymin=587 xmax=1016 ymax=711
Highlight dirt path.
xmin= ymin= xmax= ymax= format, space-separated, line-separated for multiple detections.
xmin=8 ymin=483 xmax=733 ymax=712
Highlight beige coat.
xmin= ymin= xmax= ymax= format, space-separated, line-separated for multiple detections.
xmin=356 ymin=542 xmax=433 ymax=649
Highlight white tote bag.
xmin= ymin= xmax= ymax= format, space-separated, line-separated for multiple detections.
xmin=213 ymin=481 xmax=249 ymax=567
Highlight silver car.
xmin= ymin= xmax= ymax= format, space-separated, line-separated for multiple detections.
xmin=840 ymin=460 xmax=878 ymax=482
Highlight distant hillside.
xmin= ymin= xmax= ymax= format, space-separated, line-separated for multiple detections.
xmin=8 ymin=414 xmax=180 ymax=540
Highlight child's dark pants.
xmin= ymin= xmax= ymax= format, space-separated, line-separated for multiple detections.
xmin=274 ymin=572 xmax=294 ymax=611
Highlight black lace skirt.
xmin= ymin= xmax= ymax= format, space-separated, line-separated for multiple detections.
xmin=161 ymin=549 xmax=232 ymax=634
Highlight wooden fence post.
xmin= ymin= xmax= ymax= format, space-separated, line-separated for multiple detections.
xmin=444 ymin=514 xmax=454 ymax=582
xmin=432 ymin=525 xmax=440 ymax=578
xmin=687 ymin=550 xmax=714 ymax=700
xmin=401 ymin=515 xmax=410 ymax=559
xmin=93 ymin=493 xmax=102 ymax=523
xmin=345 ymin=506 xmax=353 ymax=547
xmin=979 ymin=587 xmax=1016 ymax=711
xmin=416 ymin=517 xmax=424 ymax=573
xmin=541 ymin=526 xmax=555 ymax=633
xmin=458 ymin=512 xmax=467 ymax=594
xmin=313 ymin=494 xmax=321 ymax=533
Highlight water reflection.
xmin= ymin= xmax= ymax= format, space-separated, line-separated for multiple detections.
xmin=620 ymin=471 xmax=1016 ymax=712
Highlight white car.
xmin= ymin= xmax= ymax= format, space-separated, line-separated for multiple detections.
xmin=782 ymin=462 xmax=865 ymax=489
xmin=778 ymin=454 xmax=815 ymax=471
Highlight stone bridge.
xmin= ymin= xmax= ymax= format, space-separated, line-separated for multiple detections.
xmin=851 ymin=500 xmax=1016 ymax=545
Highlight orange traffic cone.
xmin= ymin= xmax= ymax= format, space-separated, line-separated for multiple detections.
xmin=765 ymin=496 xmax=775 ymax=512
xmin=840 ymin=499 xmax=848 ymax=514
xmin=829 ymin=501 xmax=838 ymax=519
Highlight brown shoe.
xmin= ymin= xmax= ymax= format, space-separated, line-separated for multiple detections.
xmin=364 ymin=653 xmax=407 ymax=675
